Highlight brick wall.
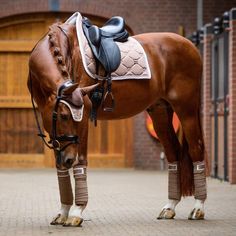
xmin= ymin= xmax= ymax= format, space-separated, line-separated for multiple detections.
xmin=203 ymin=0 xmax=236 ymax=24
xmin=2 ymin=0 xmax=236 ymax=35
xmin=133 ymin=113 xmax=164 ymax=170
xmin=200 ymin=7 xmax=236 ymax=183
xmin=228 ymin=8 xmax=236 ymax=183
xmin=0 ymin=0 xmax=198 ymax=35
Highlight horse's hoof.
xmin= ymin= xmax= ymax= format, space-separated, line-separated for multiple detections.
xmin=50 ymin=214 xmax=67 ymax=225
xmin=157 ymin=208 xmax=175 ymax=220
xmin=188 ymin=208 xmax=205 ymax=220
xmin=63 ymin=216 xmax=83 ymax=227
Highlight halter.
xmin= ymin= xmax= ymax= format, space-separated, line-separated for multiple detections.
xmin=30 ymin=77 xmax=80 ymax=165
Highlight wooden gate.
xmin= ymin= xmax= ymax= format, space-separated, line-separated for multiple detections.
xmin=211 ymin=21 xmax=229 ymax=180
xmin=0 ymin=13 xmax=133 ymax=168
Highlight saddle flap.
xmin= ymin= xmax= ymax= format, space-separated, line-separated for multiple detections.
xmin=99 ymin=38 xmax=121 ymax=72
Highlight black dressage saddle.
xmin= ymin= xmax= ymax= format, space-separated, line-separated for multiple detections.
xmin=82 ymin=16 xmax=129 ymax=75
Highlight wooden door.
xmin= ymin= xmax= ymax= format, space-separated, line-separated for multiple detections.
xmin=0 ymin=13 xmax=133 ymax=168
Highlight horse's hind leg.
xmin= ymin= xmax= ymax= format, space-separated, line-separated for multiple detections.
xmin=147 ymin=100 xmax=181 ymax=220
xmin=173 ymin=101 xmax=206 ymax=220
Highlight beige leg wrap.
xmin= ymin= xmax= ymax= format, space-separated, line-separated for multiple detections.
xmin=193 ymin=161 xmax=207 ymax=201
xmin=168 ymin=162 xmax=181 ymax=200
xmin=57 ymin=169 xmax=73 ymax=205
xmin=73 ymin=166 xmax=88 ymax=207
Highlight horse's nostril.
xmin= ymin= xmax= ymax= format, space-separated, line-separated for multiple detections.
xmin=65 ymin=159 xmax=73 ymax=165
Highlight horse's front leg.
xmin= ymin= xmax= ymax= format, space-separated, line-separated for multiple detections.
xmin=51 ymin=168 xmax=73 ymax=225
xmin=63 ymin=160 xmax=88 ymax=227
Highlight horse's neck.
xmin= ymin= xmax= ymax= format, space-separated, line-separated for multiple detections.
xmin=31 ymin=76 xmax=54 ymax=109
xmin=71 ymin=47 xmax=105 ymax=87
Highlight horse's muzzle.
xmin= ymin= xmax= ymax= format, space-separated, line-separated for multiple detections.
xmin=64 ymin=158 xmax=74 ymax=169
xmin=57 ymin=152 xmax=76 ymax=169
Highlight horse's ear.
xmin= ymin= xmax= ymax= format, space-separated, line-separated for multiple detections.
xmin=80 ymin=83 xmax=100 ymax=96
xmin=62 ymin=83 xmax=79 ymax=95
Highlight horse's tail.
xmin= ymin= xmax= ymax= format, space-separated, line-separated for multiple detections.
xmin=179 ymin=133 xmax=194 ymax=196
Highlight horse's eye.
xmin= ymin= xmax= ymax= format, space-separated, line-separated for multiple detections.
xmin=60 ymin=114 xmax=70 ymax=121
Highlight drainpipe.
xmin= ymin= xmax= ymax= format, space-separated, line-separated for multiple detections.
xmin=197 ymin=0 xmax=203 ymax=29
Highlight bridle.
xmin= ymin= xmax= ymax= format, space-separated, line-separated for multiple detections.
xmin=50 ymin=80 xmax=80 ymax=161
xmin=30 ymin=78 xmax=80 ymax=165
xmin=29 ymin=24 xmax=82 ymax=165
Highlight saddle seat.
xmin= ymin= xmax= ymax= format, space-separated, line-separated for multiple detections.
xmin=82 ymin=16 xmax=129 ymax=74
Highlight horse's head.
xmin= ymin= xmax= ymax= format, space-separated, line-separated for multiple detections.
xmin=28 ymin=22 xmax=98 ymax=169
xmin=46 ymin=81 xmax=98 ymax=169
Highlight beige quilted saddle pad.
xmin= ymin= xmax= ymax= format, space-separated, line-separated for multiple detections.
xmin=66 ymin=12 xmax=151 ymax=80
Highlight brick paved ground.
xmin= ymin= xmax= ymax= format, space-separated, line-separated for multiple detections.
xmin=0 ymin=169 xmax=236 ymax=236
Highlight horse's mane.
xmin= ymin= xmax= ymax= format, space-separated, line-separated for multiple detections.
xmin=47 ymin=23 xmax=71 ymax=81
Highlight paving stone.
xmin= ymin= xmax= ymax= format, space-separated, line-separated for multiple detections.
xmin=0 ymin=169 xmax=235 ymax=236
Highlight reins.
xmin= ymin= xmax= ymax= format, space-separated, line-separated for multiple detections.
xmin=29 ymin=74 xmax=80 ymax=164
xmin=29 ymin=72 xmax=54 ymax=150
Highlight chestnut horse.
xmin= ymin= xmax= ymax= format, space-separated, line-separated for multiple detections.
xmin=28 ymin=14 xmax=206 ymax=226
